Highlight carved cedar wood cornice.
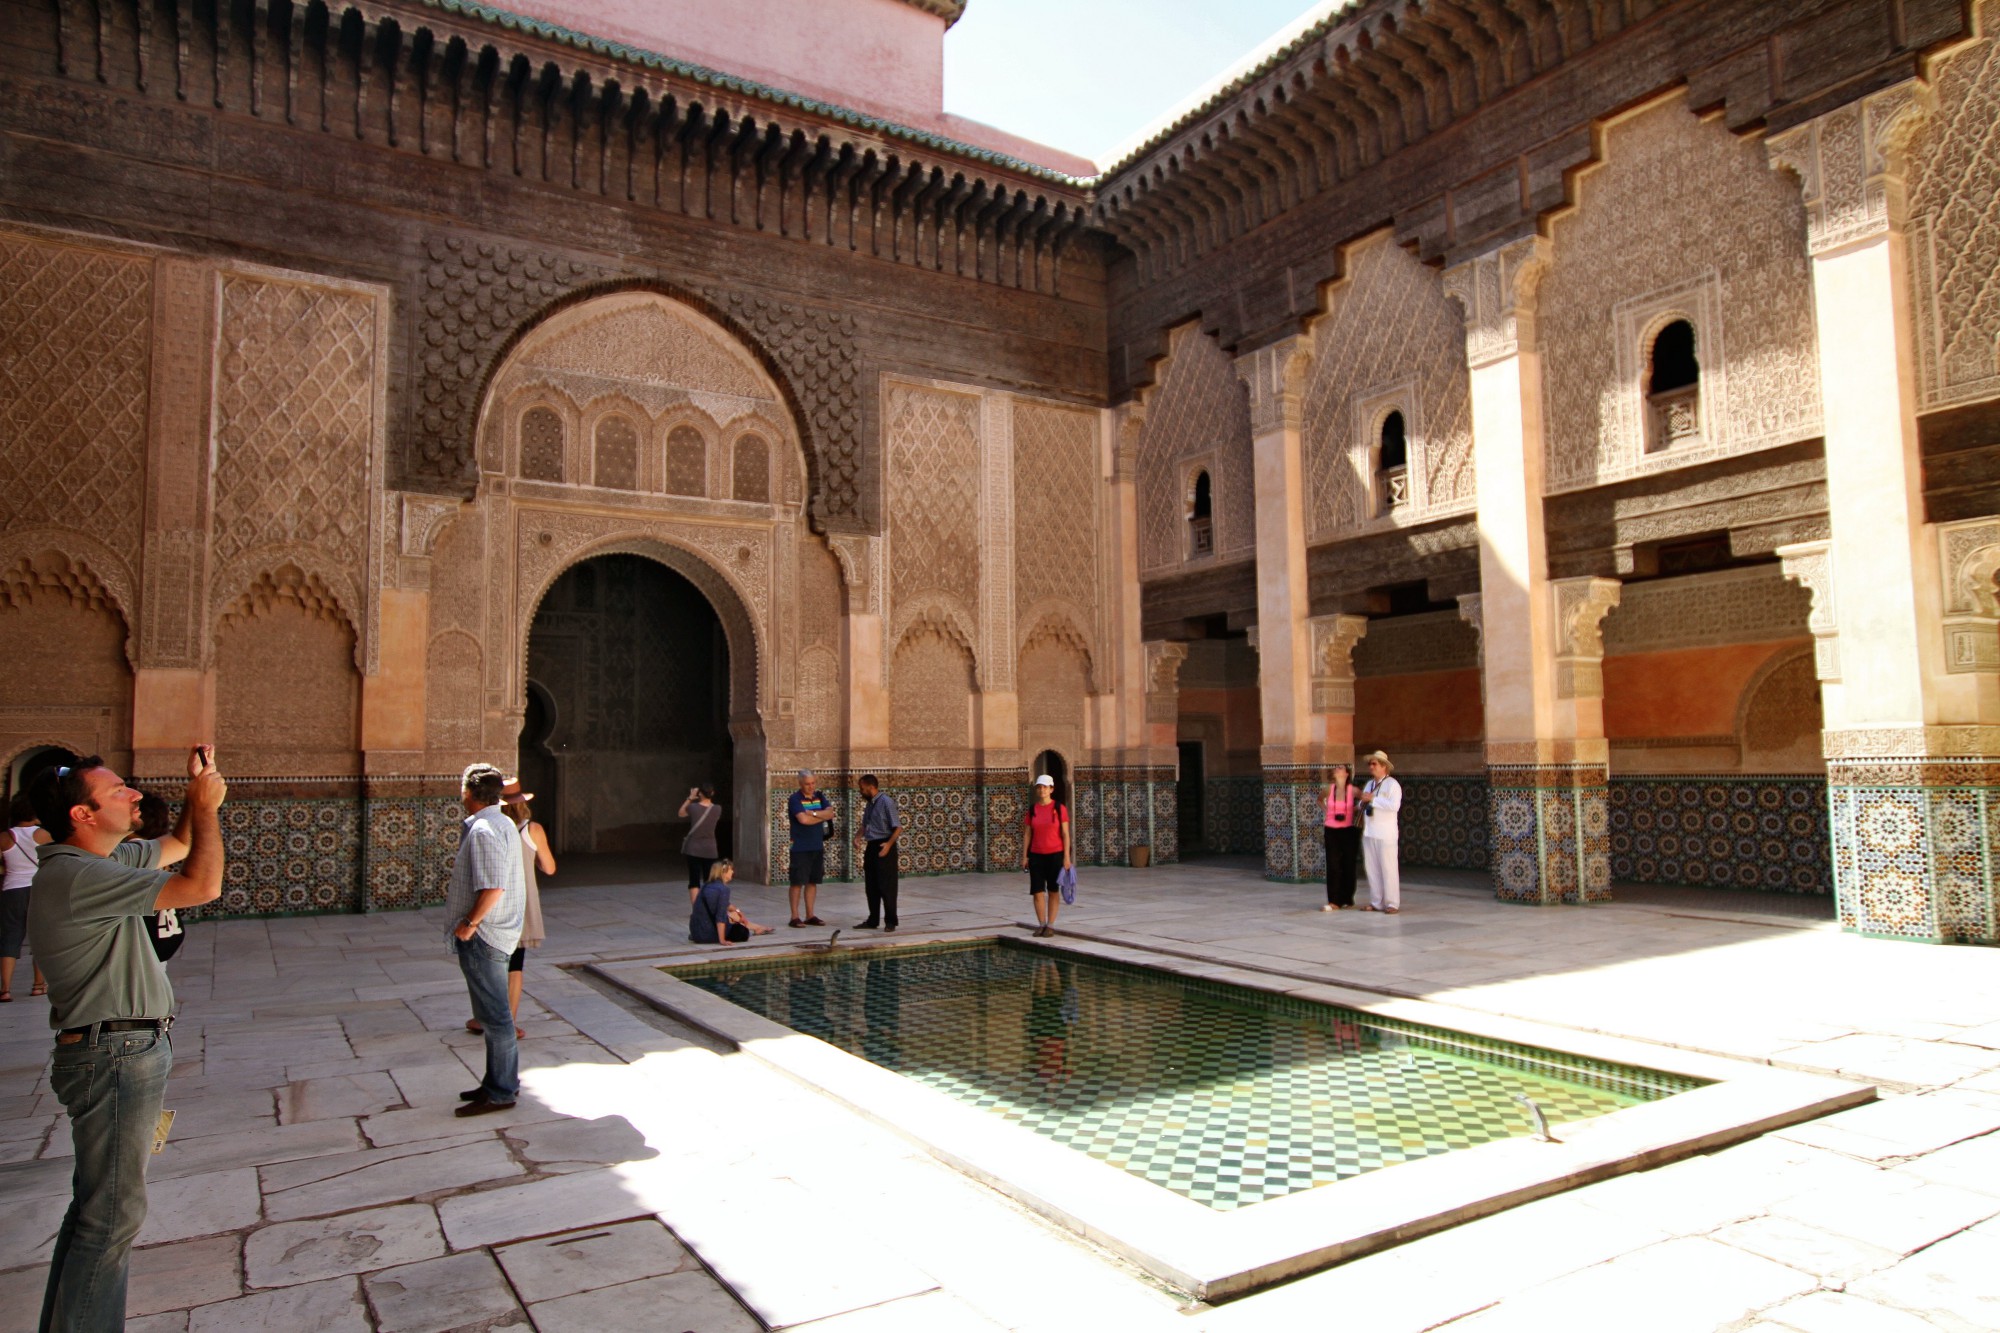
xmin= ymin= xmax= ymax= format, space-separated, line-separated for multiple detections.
xmin=38 ymin=0 xmax=1089 ymax=293
xmin=1095 ymin=0 xmax=1970 ymax=398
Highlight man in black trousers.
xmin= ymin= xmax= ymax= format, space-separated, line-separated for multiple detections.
xmin=853 ymin=774 xmax=903 ymax=933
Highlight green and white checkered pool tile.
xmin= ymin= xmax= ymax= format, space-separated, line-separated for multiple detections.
xmin=675 ymin=942 xmax=1689 ymax=1212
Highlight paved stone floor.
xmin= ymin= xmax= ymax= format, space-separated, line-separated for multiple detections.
xmin=3 ymin=858 xmax=1999 ymax=1331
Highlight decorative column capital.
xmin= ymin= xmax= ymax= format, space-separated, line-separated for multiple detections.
xmin=1777 ymin=539 xmax=1841 ymax=682
xmin=1937 ymin=517 xmax=2000 ymax=674
xmin=1441 ymin=235 xmax=1552 ymax=368
xmin=1766 ymin=80 xmax=1933 ymax=256
xmin=1550 ymin=576 xmax=1621 ymax=699
xmin=826 ymin=532 xmax=882 ymax=616
xmin=1234 ymin=333 xmax=1314 ymax=436
xmin=1307 ymin=613 xmax=1369 ymax=714
xmin=1143 ymin=639 xmax=1189 ymax=724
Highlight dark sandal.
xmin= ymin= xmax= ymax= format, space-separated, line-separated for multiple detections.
xmin=788 ymin=918 xmax=803 ymax=928
xmin=0 ymin=991 xmax=11 ymax=1003
xmin=31 ymin=983 xmax=46 ymax=996
xmin=804 ymin=916 xmax=827 ymax=926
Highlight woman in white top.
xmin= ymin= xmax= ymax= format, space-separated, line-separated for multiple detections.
xmin=2 ymin=793 xmax=50 ymax=1000
xmin=1355 ymin=750 xmax=1404 ymax=914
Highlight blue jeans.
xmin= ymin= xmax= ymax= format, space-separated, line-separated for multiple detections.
xmin=456 ymin=937 xmax=518 ymax=1103
xmin=41 ymin=1025 xmax=173 ymax=1333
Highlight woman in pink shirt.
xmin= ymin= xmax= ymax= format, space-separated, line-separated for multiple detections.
xmin=1321 ymin=763 xmax=1361 ymax=911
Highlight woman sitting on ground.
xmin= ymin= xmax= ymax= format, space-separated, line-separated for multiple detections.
xmin=689 ymin=860 xmax=771 ymax=945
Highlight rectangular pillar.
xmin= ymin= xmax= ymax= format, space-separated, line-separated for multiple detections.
xmin=1771 ymin=86 xmax=2000 ymax=942
xmin=1446 ymin=239 xmax=1616 ymax=905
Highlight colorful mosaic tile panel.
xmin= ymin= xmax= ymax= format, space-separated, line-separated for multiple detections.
xmin=673 ymin=941 xmax=1693 ymax=1211
xmin=1399 ymin=776 xmax=1491 ymax=870
xmin=1610 ymin=776 xmax=1830 ymax=896
xmin=1488 ymin=766 xmax=1612 ymax=905
xmin=197 ymin=784 xmax=364 ymax=919
xmin=1200 ymin=776 xmax=1265 ymax=855
xmin=1827 ymin=765 xmax=1996 ymax=944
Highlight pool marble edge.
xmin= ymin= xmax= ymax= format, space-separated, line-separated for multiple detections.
xmin=587 ymin=937 xmax=1874 ymax=1301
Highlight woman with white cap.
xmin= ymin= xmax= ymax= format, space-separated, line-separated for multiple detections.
xmin=1355 ymin=751 xmax=1403 ymax=914
xmin=1019 ymin=774 xmax=1071 ymax=938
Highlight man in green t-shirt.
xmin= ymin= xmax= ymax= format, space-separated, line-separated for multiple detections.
xmin=27 ymin=746 xmax=227 ymax=1333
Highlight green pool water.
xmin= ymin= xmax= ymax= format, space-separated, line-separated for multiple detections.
xmin=668 ymin=941 xmax=1704 ymax=1211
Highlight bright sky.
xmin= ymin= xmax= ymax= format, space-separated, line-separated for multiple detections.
xmin=943 ymin=0 xmax=1328 ymax=170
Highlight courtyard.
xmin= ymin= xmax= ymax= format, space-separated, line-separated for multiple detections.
xmin=3 ymin=861 xmax=1997 ymax=1332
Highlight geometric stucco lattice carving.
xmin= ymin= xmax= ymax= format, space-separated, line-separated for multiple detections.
xmin=1767 ymin=81 xmax=1930 ymax=258
xmin=1544 ymin=95 xmax=1821 ymax=493
xmin=0 ymin=230 xmax=153 ymax=560
xmin=884 ymin=381 xmax=982 ymax=662
xmin=212 ymin=272 xmax=385 ymax=671
xmin=1602 ymin=565 xmax=1813 ymax=655
xmin=702 ymin=288 xmax=863 ymax=527
xmin=1304 ymin=232 xmax=1474 ymax=536
xmin=1905 ymin=8 xmax=2000 ymax=411
xmin=1013 ymin=399 xmax=1101 ymax=684
xmin=1936 ymin=516 xmax=2000 ymax=674
xmin=1777 ymin=540 xmax=1841 ymax=683
xmin=1136 ymin=323 xmax=1254 ymax=576
xmin=415 ymin=235 xmax=611 ymax=490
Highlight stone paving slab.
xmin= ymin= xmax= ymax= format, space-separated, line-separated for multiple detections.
xmin=6 ymin=865 xmax=2000 ymax=1330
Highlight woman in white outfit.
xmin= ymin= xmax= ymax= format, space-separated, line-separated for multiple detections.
xmin=1356 ymin=751 xmax=1403 ymax=914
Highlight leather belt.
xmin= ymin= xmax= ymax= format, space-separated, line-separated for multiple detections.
xmin=58 ymin=1017 xmax=171 ymax=1039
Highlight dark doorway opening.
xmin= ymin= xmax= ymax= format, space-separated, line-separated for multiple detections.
xmin=1034 ymin=749 xmax=1069 ymax=814
xmin=1176 ymin=740 xmax=1205 ymax=854
xmin=525 ymin=554 xmax=731 ymax=862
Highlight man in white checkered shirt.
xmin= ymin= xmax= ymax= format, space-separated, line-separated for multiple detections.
xmin=446 ymin=763 xmax=525 ymax=1116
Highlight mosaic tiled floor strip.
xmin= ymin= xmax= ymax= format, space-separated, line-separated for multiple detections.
xmin=673 ymin=943 xmax=1700 ymax=1211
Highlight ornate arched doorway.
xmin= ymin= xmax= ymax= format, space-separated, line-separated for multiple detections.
xmin=427 ymin=287 xmax=825 ymax=884
xmin=524 ymin=553 xmax=732 ymax=860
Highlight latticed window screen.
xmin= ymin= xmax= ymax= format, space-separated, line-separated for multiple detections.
xmin=520 ymin=407 xmax=565 ymax=481
xmin=666 ymin=425 xmax=707 ymax=496
xmin=594 ymin=416 xmax=639 ymax=490
xmin=732 ymin=433 xmax=770 ymax=502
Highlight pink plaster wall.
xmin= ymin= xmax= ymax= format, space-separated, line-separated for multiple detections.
xmin=504 ymin=0 xmax=1096 ymax=175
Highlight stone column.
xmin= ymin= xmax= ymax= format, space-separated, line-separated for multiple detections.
xmin=1444 ymin=238 xmax=1616 ymax=905
xmin=1237 ymin=335 xmax=1330 ymax=881
xmin=1770 ymin=86 xmax=2000 ymax=943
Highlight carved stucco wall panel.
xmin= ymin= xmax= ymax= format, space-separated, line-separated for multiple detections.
xmin=0 ymin=231 xmax=152 ymax=560
xmin=1303 ymin=233 xmax=1474 ymax=537
xmin=1013 ymin=400 xmax=1103 ymax=685
xmin=1907 ymin=0 xmax=2000 ymax=411
xmin=416 ymin=237 xmax=862 ymax=524
xmin=211 ymin=270 xmax=387 ymax=673
xmin=1540 ymin=96 xmax=1822 ymax=492
xmin=885 ymin=381 xmax=983 ymax=668
xmin=1020 ymin=630 xmax=1090 ymax=761
xmin=1137 ymin=324 xmax=1255 ymax=577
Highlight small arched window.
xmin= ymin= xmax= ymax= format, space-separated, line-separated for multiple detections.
xmin=732 ymin=433 xmax=770 ymax=503
xmin=520 ymin=407 xmax=565 ymax=482
xmin=593 ymin=416 xmax=638 ymax=491
xmin=1188 ymin=470 xmax=1214 ymax=557
xmin=1646 ymin=320 xmax=1701 ymax=452
xmin=665 ymin=426 xmax=707 ymax=497
xmin=1377 ymin=410 xmax=1409 ymax=515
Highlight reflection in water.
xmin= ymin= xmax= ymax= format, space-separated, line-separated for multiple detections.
xmin=676 ymin=943 xmax=1692 ymax=1211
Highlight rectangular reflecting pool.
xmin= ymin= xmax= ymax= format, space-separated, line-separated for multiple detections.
xmin=667 ymin=940 xmax=1705 ymax=1211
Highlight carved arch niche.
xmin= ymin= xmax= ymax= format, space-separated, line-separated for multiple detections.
xmin=1134 ymin=323 xmax=1255 ymax=577
xmin=476 ymin=290 xmax=809 ymax=508
xmin=214 ymin=564 xmax=362 ymax=775
xmin=0 ymin=548 xmax=135 ymax=771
